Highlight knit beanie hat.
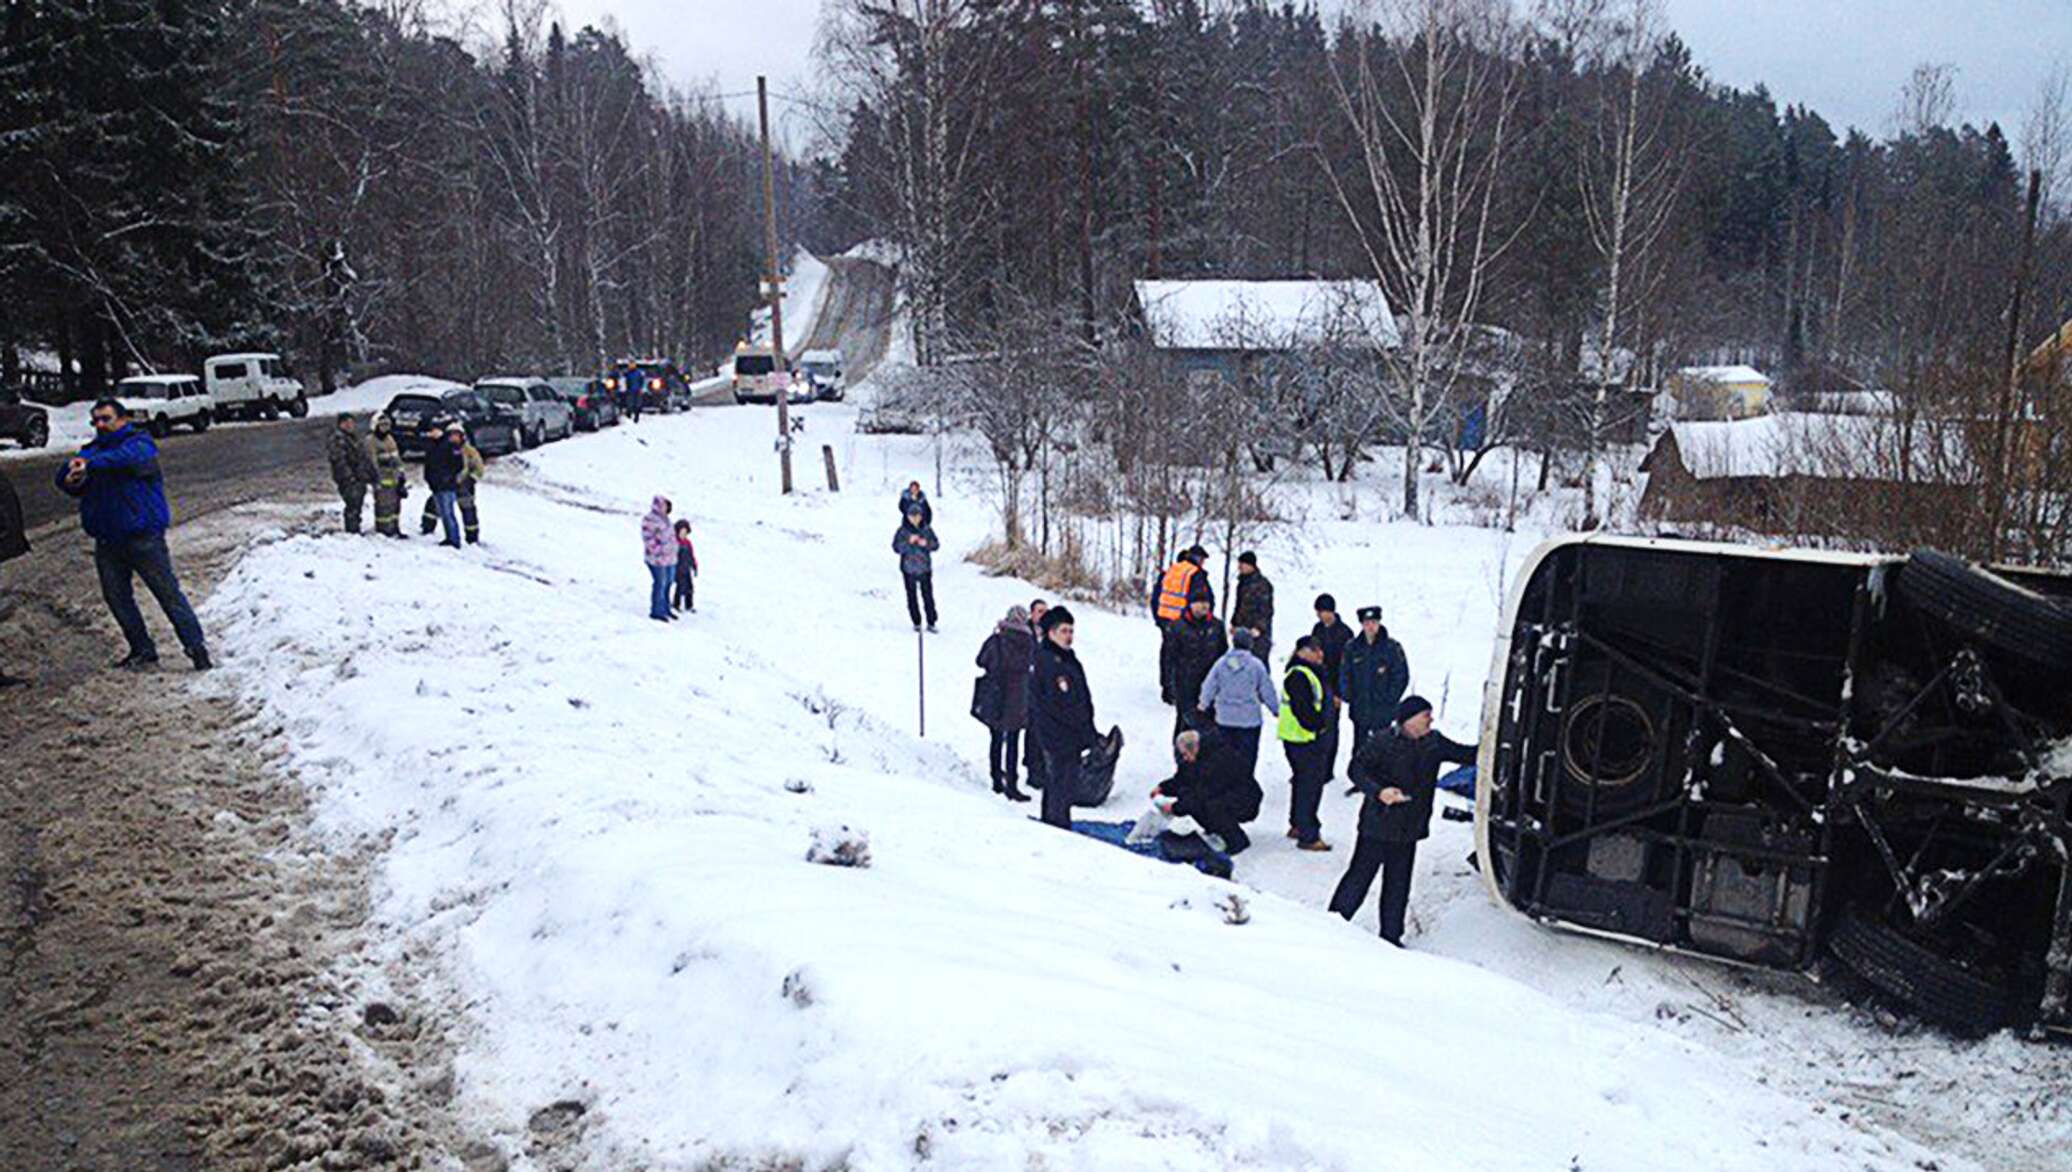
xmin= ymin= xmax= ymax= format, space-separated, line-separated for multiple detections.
xmin=1231 ymin=628 xmax=1254 ymax=651
xmin=1186 ymin=573 xmax=1215 ymax=606
xmin=1397 ymin=695 xmax=1433 ymax=723
xmin=1315 ymin=593 xmax=1337 ymax=613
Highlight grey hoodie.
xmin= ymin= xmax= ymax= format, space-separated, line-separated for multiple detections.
xmin=1196 ymin=646 xmax=1280 ymax=729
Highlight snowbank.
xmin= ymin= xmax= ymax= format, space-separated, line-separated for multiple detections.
xmin=313 ymin=373 xmax=467 ymax=418
xmin=202 ymin=402 xmax=1944 ymax=1171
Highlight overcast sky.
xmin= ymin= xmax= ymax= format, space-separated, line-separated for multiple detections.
xmin=555 ymin=0 xmax=2066 ymax=145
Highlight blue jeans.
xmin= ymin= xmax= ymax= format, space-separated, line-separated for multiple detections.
xmin=94 ymin=533 xmax=207 ymax=661
xmin=647 ymin=563 xmax=672 ymax=619
xmin=433 ymin=490 xmax=462 ymax=548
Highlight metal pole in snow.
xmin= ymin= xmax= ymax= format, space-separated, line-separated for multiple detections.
xmin=917 ymin=626 xmax=927 ymax=738
xmin=758 ymin=76 xmax=794 ymax=495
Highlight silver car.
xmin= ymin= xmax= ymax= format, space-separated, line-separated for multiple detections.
xmin=475 ymin=377 xmax=574 ymax=448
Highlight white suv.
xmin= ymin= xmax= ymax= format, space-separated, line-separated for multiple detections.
xmin=111 ymin=374 xmax=214 ymax=437
xmin=475 ymin=377 xmax=574 ymax=448
xmin=205 ymin=352 xmax=307 ymax=421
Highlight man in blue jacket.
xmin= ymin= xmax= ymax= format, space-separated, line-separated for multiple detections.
xmin=55 ymin=399 xmax=211 ymax=670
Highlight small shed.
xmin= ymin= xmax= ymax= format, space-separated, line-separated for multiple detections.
xmin=1639 ymin=413 xmax=1975 ymax=544
xmin=1670 ymin=365 xmax=1773 ymax=421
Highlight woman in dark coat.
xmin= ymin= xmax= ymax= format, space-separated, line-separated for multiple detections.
xmin=975 ymin=604 xmax=1035 ymax=802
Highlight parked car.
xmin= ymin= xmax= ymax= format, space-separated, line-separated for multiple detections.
xmin=205 ymin=352 xmax=307 ymax=421
xmin=110 ymin=374 xmax=213 ymax=436
xmin=440 ymin=389 xmax=525 ymax=456
xmin=475 ymin=377 xmax=573 ymax=447
xmin=382 ymin=393 xmax=451 ymax=457
xmin=1477 ymin=534 xmax=2072 ymax=1036
xmin=623 ymin=359 xmax=691 ymax=414
xmin=798 ymin=348 xmax=846 ymax=401
xmin=382 ymin=389 xmax=523 ymax=457
xmin=548 ymin=377 xmax=617 ymax=431
xmin=0 ymin=382 xmax=51 ymax=449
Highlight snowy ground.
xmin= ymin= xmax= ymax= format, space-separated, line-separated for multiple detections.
xmin=194 ymin=382 xmax=2064 ymax=1170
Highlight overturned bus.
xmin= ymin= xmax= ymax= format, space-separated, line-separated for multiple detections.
xmin=1475 ymin=536 xmax=2072 ymax=1035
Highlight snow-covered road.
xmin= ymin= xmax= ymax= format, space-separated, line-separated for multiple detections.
xmin=196 ymin=392 xmax=2058 ymax=1170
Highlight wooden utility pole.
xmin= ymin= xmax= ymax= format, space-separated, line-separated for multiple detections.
xmin=1986 ymin=169 xmax=2043 ymax=562
xmin=758 ymin=76 xmax=794 ymax=494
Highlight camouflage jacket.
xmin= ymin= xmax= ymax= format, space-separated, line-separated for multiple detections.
xmin=326 ymin=428 xmax=378 ymax=487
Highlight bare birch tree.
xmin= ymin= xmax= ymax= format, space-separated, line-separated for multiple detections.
xmin=2021 ymin=59 xmax=2069 ymax=222
xmin=1573 ymin=0 xmax=1685 ymax=526
xmin=481 ymin=0 xmax=564 ymax=366
xmin=820 ymin=0 xmax=1008 ymax=365
xmin=1321 ymin=0 xmax=1525 ymax=517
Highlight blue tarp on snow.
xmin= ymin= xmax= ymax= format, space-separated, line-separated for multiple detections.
xmin=1438 ymin=763 xmax=1477 ymax=798
xmin=1072 ymin=820 xmax=1233 ymax=878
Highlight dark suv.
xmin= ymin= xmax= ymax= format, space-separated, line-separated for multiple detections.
xmin=549 ymin=377 xmax=618 ymax=430
xmin=0 ymin=382 xmax=51 ymax=449
xmin=627 ymin=360 xmax=692 ymax=414
xmin=382 ymin=390 xmax=523 ymax=457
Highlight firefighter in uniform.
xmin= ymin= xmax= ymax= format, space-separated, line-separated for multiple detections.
xmin=455 ymin=426 xmax=485 ymax=543
xmin=369 ymin=413 xmax=406 ymax=537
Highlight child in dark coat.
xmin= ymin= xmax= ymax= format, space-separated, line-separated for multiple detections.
xmin=672 ymin=520 xmax=699 ymax=612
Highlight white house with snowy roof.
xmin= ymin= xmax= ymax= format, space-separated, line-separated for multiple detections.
xmin=1128 ymin=279 xmax=1401 ymax=418
xmin=1132 ymin=279 xmax=1400 ymax=355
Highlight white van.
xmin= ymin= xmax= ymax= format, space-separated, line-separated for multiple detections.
xmin=798 ymin=348 xmax=845 ymax=401
xmin=205 ymin=352 xmax=307 ymax=421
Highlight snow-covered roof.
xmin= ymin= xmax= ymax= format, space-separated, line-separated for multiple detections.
xmin=1677 ymin=364 xmax=1771 ymax=386
xmin=1134 ymin=280 xmax=1399 ymax=351
xmin=1663 ymin=413 xmax=1972 ymax=483
xmin=209 ymin=351 xmax=279 ymax=363
xmin=116 ymin=373 xmax=200 ymax=385
xmin=1801 ymin=390 xmax=1900 ymax=416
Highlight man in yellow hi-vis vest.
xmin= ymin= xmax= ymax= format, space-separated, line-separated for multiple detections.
xmin=1150 ymin=544 xmax=1208 ymax=630
xmin=1278 ymin=635 xmax=1333 ymax=851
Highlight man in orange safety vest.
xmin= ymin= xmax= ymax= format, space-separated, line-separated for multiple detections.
xmin=1151 ymin=544 xmax=1209 ymax=631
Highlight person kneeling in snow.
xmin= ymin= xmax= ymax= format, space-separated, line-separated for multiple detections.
xmin=1155 ymin=730 xmax=1262 ymax=855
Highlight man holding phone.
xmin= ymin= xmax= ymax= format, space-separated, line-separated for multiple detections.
xmin=1329 ymin=695 xmax=1476 ymax=945
xmin=55 ymin=399 xmax=210 ymax=671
